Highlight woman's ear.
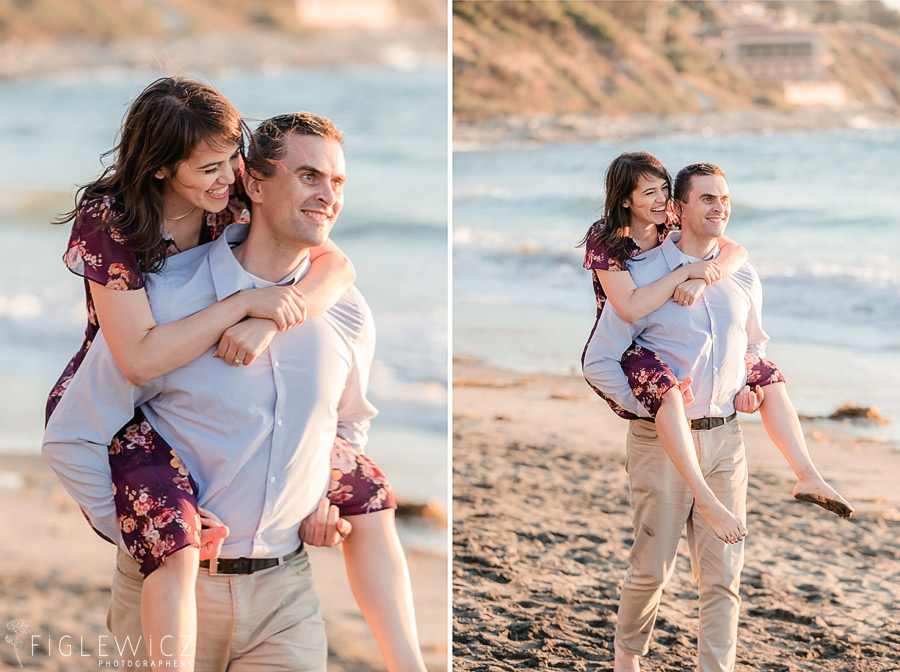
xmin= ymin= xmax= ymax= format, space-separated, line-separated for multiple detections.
xmin=154 ymin=167 xmax=169 ymax=180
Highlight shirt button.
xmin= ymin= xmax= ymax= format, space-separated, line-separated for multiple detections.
xmin=276 ymin=419 xmax=283 ymax=426
xmin=270 ymin=477 xmax=276 ymax=483
xmin=273 ymin=361 xmax=280 ymax=368
xmin=256 ymin=532 xmax=263 ymax=538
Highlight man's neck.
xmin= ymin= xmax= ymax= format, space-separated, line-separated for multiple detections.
xmin=232 ymin=236 xmax=310 ymax=283
xmin=675 ymin=233 xmax=717 ymax=260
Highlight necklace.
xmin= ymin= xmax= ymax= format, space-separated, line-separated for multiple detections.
xmin=164 ymin=204 xmax=197 ymax=221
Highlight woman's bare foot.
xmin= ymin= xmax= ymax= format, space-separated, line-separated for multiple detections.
xmin=694 ymin=496 xmax=747 ymax=544
xmin=613 ymin=639 xmax=640 ymax=672
xmin=793 ymin=478 xmax=854 ymax=518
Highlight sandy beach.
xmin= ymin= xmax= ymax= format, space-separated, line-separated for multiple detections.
xmin=453 ymin=359 xmax=900 ymax=671
xmin=0 ymin=454 xmax=447 ymax=671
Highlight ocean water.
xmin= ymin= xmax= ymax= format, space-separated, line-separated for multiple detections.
xmin=454 ymin=127 xmax=900 ymax=443
xmin=0 ymin=66 xmax=448 ymax=548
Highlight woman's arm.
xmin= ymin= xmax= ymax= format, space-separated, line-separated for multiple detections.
xmin=597 ymin=258 xmax=720 ymax=323
xmin=300 ymin=238 xmax=356 ymax=318
xmin=670 ymin=236 xmax=748 ymax=307
xmin=92 ymin=282 xmax=306 ymax=386
xmin=211 ymin=238 xmax=357 ymax=367
xmin=716 ymin=236 xmax=748 ymax=277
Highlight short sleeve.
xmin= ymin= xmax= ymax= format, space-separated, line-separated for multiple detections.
xmin=63 ymin=195 xmax=145 ymax=291
xmin=583 ymin=222 xmax=627 ymax=273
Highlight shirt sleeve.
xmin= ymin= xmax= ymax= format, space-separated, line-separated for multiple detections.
xmin=63 ymin=195 xmax=145 ymax=291
xmin=744 ymin=266 xmax=770 ymax=360
xmin=583 ymin=224 xmax=628 ymax=272
xmin=335 ymin=300 xmax=379 ymax=453
xmin=42 ymin=332 xmax=161 ymax=549
xmin=582 ymin=305 xmax=651 ymax=418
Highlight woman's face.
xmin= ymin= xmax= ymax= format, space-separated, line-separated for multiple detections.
xmin=157 ymin=139 xmax=240 ymax=216
xmin=623 ymin=173 xmax=669 ymax=229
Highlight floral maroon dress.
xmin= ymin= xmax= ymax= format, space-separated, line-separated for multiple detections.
xmin=47 ymin=188 xmax=395 ymax=576
xmin=581 ymin=220 xmax=785 ymax=418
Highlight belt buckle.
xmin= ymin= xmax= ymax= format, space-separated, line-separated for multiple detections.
xmin=207 ymin=558 xmax=239 ymax=576
xmin=696 ymin=417 xmax=712 ymax=431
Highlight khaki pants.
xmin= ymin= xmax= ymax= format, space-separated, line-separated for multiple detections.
xmin=107 ymin=548 xmax=327 ymax=671
xmin=616 ymin=418 xmax=748 ymax=672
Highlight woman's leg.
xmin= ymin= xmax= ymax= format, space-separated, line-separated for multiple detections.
xmin=141 ymin=546 xmax=198 ymax=666
xmin=108 ymin=411 xmax=203 ymax=667
xmin=622 ymin=345 xmax=746 ymax=544
xmin=327 ymin=438 xmax=425 ymax=672
xmin=757 ymin=381 xmax=853 ymax=517
xmin=342 ymin=511 xmax=427 ymax=672
xmin=655 ymin=389 xmax=746 ymax=543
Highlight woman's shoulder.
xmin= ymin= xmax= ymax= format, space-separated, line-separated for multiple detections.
xmin=64 ymin=192 xmax=144 ymax=290
xmin=583 ymin=219 xmax=627 ymax=273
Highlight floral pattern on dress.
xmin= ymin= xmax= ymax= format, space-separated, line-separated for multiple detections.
xmin=582 ymin=219 xmax=784 ymax=418
xmin=745 ymin=353 xmax=786 ymax=389
xmin=327 ymin=436 xmax=396 ymax=515
xmin=48 ymin=176 xmax=396 ymax=576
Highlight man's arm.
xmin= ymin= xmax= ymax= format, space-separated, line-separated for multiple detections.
xmin=42 ymin=332 xmax=161 ymax=548
xmin=744 ymin=266 xmax=770 ymax=360
xmin=335 ymin=304 xmax=378 ymax=450
xmin=582 ymin=304 xmax=650 ymax=418
xmin=299 ymin=295 xmax=378 ymax=549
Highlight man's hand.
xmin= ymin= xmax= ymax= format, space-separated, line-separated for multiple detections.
xmin=299 ymin=498 xmax=352 ymax=547
xmin=734 ymin=384 xmax=764 ymax=414
xmin=198 ymin=507 xmax=229 ymax=561
xmin=677 ymin=376 xmax=694 ymax=406
xmin=673 ymin=278 xmax=707 ymax=307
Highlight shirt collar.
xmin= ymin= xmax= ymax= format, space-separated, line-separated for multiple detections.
xmin=208 ymin=222 xmax=311 ymax=301
xmin=660 ymin=231 xmax=720 ymax=269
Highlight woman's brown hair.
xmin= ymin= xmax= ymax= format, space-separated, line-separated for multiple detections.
xmin=55 ymin=77 xmax=246 ymax=273
xmin=579 ymin=151 xmax=672 ymax=268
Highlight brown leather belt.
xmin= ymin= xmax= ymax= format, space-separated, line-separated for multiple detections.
xmin=200 ymin=544 xmax=303 ymax=575
xmin=643 ymin=412 xmax=737 ymax=431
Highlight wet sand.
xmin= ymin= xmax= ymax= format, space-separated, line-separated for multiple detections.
xmin=0 ymin=454 xmax=447 ymax=671
xmin=453 ymin=360 xmax=900 ymax=671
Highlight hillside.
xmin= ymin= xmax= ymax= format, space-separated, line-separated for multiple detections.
xmin=453 ymin=0 xmax=900 ymax=123
xmin=0 ymin=0 xmax=445 ymax=39
xmin=0 ymin=0 xmax=447 ymax=77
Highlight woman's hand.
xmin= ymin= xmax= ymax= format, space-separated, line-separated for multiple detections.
xmin=299 ymin=498 xmax=352 ymax=547
xmin=673 ymin=278 xmax=707 ymax=307
xmin=214 ymin=318 xmax=279 ymax=367
xmin=684 ymin=260 xmax=721 ymax=285
xmin=198 ymin=507 xmax=229 ymax=561
xmin=241 ymin=286 xmax=307 ymax=332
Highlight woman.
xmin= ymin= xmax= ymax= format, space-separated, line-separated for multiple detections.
xmin=48 ymin=77 xmax=425 ymax=671
xmin=580 ymin=151 xmax=852 ymax=544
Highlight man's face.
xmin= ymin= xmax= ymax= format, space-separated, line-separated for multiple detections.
xmin=256 ymin=134 xmax=346 ymax=249
xmin=676 ymin=174 xmax=730 ymax=240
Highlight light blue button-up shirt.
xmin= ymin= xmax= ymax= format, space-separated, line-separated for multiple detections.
xmin=43 ymin=222 xmax=377 ymax=558
xmin=583 ymin=232 xmax=769 ymax=419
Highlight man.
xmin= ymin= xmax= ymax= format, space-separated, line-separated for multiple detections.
xmin=43 ymin=113 xmax=371 ymax=670
xmin=583 ymin=163 xmax=766 ymax=672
